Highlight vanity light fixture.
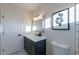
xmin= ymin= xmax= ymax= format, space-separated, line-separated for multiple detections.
xmin=33 ymin=14 xmax=44 ymax=21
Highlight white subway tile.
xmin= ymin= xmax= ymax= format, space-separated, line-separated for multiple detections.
xmin=76 ymin=25 xmax=79 ymax=31
xmin=76 ymin=32 xmax=79 ymax=39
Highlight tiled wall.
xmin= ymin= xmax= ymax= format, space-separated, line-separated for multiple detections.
xmin=75 ymin=24 xmax=79 ymax=54
xmin=75 ymin=4 xmax=79 ymax=54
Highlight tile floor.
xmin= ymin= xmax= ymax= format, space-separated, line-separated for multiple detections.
xmin=12 ymin=50 xmax=28 ymax=55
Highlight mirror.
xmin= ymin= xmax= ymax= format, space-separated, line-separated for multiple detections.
xmin=32 ymin=19 xmax=42 ymax=32
xmin=32 ymin=14 xmax=45 ymax=33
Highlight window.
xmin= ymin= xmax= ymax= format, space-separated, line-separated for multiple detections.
xmin=32 ymin=26 xmax=37 ymax=31
xmin=69 ymin=6 xmax=75 ymax=23
xmin=42 ymin=20 xmax=45 ymax=29
xmin=25 ymin=25 xmax=31 ymax=32
xmin=76 ymin=4 xmax=79 ymax=24
xmin=45 ymin=18 xmax=51 ymax=29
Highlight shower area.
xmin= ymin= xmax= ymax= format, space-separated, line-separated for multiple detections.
xmin=50 ymin=4 xmax=79 ymax=55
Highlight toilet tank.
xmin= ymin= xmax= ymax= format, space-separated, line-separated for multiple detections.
xmin=51 ymin=41 xmax=69 ymax=55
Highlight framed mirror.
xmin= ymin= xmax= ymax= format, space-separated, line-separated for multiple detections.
xmin=32 ymin=14 xmax=45 ymax=33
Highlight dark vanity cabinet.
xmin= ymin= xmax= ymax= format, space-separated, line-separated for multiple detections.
xmin=24 ymin=36 xmax=46 ymax=55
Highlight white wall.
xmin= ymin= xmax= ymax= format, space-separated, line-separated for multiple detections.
xmin=0 ymin=3 xmax=32 ymax=35
xmin=32 ymin=3 xmax=76 ymax=55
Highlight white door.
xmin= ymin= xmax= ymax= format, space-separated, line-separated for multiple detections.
xmin=0 ymin=9 xmax=24 ymax=55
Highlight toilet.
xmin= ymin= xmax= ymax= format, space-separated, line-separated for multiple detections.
xmin=51 ymin=41 xmax=69 ymax=55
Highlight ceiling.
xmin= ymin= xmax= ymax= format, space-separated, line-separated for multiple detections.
xmin=13 ymin=3 xmax=42 ymax=12
xmin=12 ymin=3 xmax=75 ymax=12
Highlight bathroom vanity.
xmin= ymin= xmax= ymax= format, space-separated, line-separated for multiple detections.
xmin=24 ymin=35 xmax=46 ymax=55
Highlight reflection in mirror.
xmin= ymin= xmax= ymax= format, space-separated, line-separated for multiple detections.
xmin=32 ymin=14 xmax=45 ymax=36
xmin=26 ymin=25 xmax=31 ymax=32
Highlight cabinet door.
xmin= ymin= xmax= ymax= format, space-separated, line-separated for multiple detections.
xmin=30 ymin=41 xmax=35 ymax=55
xmin=28 ymin=40 xmax=35 ymax=55
xmin=24 ymin=37 xmax=29 ymax=53
xmin=35 ymin=40 xmax=46 ymax=55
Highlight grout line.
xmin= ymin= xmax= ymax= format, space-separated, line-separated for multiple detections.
xmin=75 ymin=4 xmax=79 ymax=55
xmin=10 ymin=50 xmax=27 ymax=55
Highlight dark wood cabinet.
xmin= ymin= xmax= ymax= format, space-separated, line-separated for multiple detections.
xmin=24 ymin=36 xmax=46 ymax=55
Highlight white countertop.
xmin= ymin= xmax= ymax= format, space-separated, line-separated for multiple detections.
xmin=24 ymin=34 xmax=46 ymax=42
